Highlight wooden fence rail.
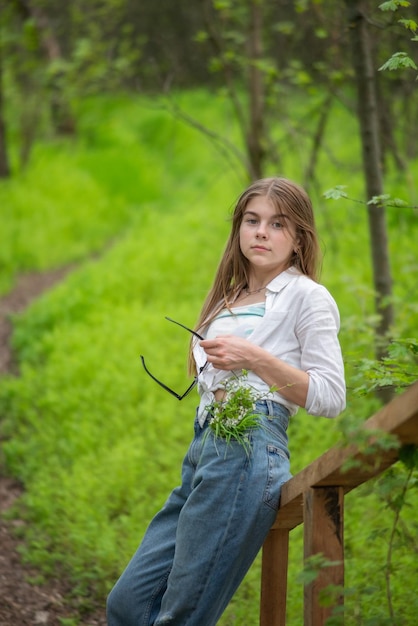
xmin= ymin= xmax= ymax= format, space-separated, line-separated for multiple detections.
xmin=260 ymin=381 xmax=418 ymax=626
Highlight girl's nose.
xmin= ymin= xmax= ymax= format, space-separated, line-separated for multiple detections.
xmin=256 ymin=223 xmax=268 ymax=238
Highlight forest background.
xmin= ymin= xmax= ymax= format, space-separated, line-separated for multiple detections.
xmin=0 ymin=0 xmax=417 ymax=624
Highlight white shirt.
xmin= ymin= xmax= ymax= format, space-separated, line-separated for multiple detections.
xmin=193 ymin=266 xmax=346 ymax=425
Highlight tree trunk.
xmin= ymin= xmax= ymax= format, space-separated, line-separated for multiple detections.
xmin=0 ymin=32 xmax=10 ymax=178
xmin=25 ymin=0 xmax=76 ymax=136
xmin=377 ymin=81 xmax=406 ymax=173
xmin=344 ymin=0 xmax=394 ymax=374
xmin=304 ymin=92 xmax=333 ymax=189
xmin=247 ymin=0 xmax=265 ymax=180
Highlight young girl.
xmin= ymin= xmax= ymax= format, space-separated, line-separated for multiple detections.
xmin=107 ymin=177 xmax=346 ymax=625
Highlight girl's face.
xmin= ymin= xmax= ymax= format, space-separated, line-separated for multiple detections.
xmin=239 ymin=196 xmax=298 ymax=278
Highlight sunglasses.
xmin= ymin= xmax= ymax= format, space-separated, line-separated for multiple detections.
xmin=140 ymin=317 xmax=208 ymax=400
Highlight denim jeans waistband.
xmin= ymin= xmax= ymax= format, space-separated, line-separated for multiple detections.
xmin=254 ymin=399 xmax=290 ymax=418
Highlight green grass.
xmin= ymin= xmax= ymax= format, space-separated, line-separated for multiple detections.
xmin=0 ymin=90 xmax=417 ymax=624
xmin=0 ymin=90 xmax=239 ymax=295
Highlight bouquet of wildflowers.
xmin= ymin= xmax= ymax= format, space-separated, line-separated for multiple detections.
xmin=207 ymin=371 xmax=275 ymax=455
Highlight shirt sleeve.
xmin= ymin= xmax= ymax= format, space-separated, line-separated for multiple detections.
xmin=297 ymin=285 xmax=346 ymax=418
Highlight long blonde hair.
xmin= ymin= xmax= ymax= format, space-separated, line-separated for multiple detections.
xmin=188 ymin=177 xmax=321 ymax=374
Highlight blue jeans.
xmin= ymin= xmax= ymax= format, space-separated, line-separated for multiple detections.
xmin=106 ymin=400 xmax=291 ymax=626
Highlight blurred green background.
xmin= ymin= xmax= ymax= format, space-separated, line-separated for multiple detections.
xmin=1 ymin=2 xmax=417 ymax=624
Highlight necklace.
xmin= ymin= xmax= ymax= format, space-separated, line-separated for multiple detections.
xmin=244 ymin=284 xmax=268 ymax=296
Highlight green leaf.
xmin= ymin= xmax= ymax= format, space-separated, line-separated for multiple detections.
xmin=367 ymin=194 xmax=391 ymax=205
xmin=206 ymin=372 xmax=272 ymax=456
xmin=398 ymin=18 xmax=418 ymax=32
xmin=379 ymin=52 xmax=418 ymax=72
xmin=366 ymin=194 xmax=409 ymax=208
xmin=389 ymin=197 xmax=408 ymax=207
xmin=379 ymin=0 xmax=411 ymax=11
xmin=323 ymin=186 xmax=348 ymax=200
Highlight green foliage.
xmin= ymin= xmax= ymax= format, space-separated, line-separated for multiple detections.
xmin=0 ymin=150 xmax=130 ymax=293
xmin=206 ymin=371 xmax=270 ymax=455
xmin=350 ymin=338 xmax=418 ymax=396
xmin=0 ymin=92 xmax=234 ymax=294
xmin=379 ymin=51 xmax=418 ymax=72
xmin=0 ymin=91 xmax=417 ymax=625
xmin=297 ymin=553 xmax=343 ymax=586
xmin=399 ymin=443 xmax=418 ymax=470
xmin=379 ymin=1 xmax=412 ymax=12
xmin=397 ymin=18 xmax=418 ymax=32
xmin=324 ymin=187 xmax=416 ymax=210
xmin=338 ymin=414 xmax=400 ymax=475
xmin=0 ymin=91 xmax=240 ymax=599
xmin=323 ymin=185 xmax=348 ymax=200
xmin=367 ymin=194 xmax=408 ymax=207
xmin=59 ymin=619 xmax=79 ymax=626
xmin=378 ymin=0 xmax=418 ymax=75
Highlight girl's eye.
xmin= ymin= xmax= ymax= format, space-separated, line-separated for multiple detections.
xmin=272 ymin=221 xmax=283 ymax=229
xmin=245 ymin=218 xmax=258 ymax=225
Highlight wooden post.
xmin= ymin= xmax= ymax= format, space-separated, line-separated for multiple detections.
xmin=259 ymin=383 xmax=418 ymax=625
xmin=260 ymin=528 xmax=289 ymax=626
xmin=303 ymin=487 xmax=344 ymax=626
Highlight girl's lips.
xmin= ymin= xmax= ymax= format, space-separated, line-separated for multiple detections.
xmin=252 ymin=245 xmax=269 ymax=251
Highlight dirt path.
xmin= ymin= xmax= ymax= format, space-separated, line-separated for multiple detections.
xmin=0 ymin=269 xmax=107 ymax=626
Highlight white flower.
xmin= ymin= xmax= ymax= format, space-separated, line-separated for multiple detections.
xmin=205 ymin=372 xmax=270 ymax=454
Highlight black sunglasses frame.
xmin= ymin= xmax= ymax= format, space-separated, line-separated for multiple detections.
xmin=140 ymin=317 xmax=208 ymax=400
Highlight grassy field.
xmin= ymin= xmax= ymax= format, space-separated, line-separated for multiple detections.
xmin=0 ymin=90 xmax=417 ymax=624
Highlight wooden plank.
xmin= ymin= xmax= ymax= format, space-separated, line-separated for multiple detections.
xmin=303 ymin=487 xmax=344 ymax=626
xmin=260 ymin=529 xmax=289 ymax=626
xmin=273 ymin=381 xmax=418 ymax=530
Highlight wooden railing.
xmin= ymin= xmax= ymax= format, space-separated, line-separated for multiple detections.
xmin=260 ymin=381 xmax=418 ymax=626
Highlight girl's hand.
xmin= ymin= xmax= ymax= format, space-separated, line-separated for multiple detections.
xmin=201 ymin=335 xmax=309 ymax=408
xmin=199 ymin=336 xmax=258 ymax=371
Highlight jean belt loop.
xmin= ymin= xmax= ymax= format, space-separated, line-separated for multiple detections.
xmin=265 ymin=399 xmax=274 ymax=418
